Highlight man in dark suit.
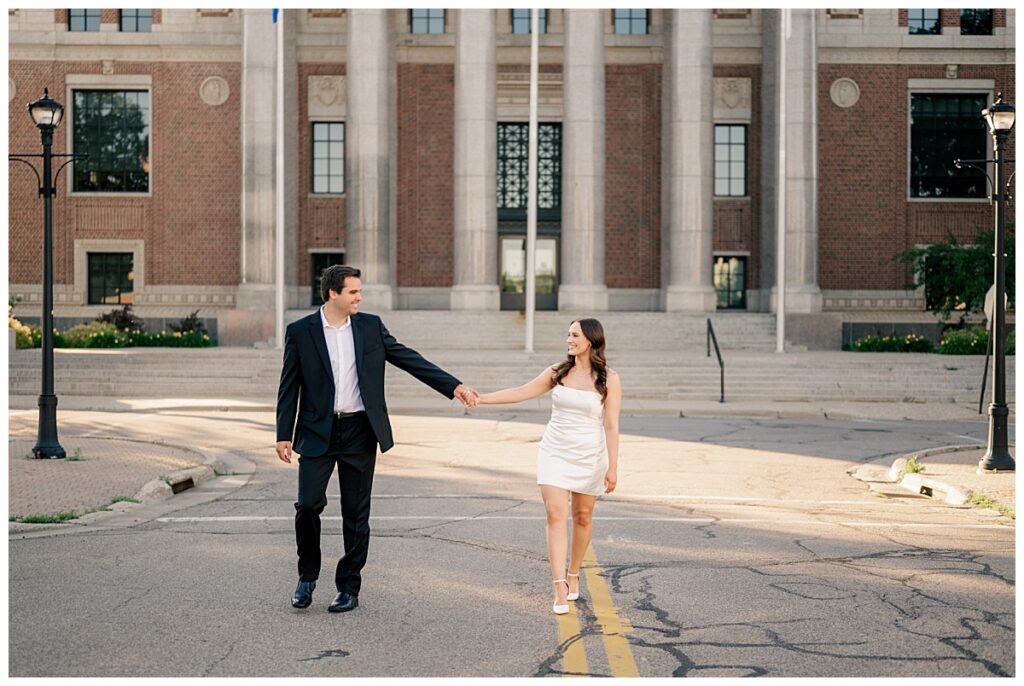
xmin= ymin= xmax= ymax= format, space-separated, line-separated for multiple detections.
xmin=276 ymin=264 xmax=477 ymax=613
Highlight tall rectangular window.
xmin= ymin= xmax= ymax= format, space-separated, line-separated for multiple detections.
xmin=614 ymin=9 xmax=648 ymax=35
xmin=68 ymin=9 xmax=100 ymax=32
xmin=907 ymin=9 xmax=941 ymax=34
xmin=960 ymin=9 xmax=993 ymax=35
xmin=120 ymin=9 xmax=152 ymax=32
xmin=88 ymin=253 xmax=134 ymax=305
xmin=512 ymin=9 xmax=546 ymax=34
xmin=73 ymin=89 xmax=150 ymax=193
xmin=497 ymin=123 xmax=562 ymax=216
xmin=410 ymin=9 xmax=444 ymax=34
xmin=312 ymin=122 xmax=344 ymax=194
xmin=714 ymin=125 xmax=746 ymax=197
xmin=909 ymin=93 xmax=988 ymax=198
xmin=714 ymin=256 xmax=746 ymax=310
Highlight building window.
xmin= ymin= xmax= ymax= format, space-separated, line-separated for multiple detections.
xmin=714 ymin=125 xmax=746 ymax=197
xmin=714 ymin=256 xmax=746 ymax=310
xmin=311 ymin=253 xmax=345 ymax=306
xmin=312 ymin=122 xmax=344 ymax=194
xmin=907 ymin=9 xmax=941 ymax=34
xmin=512 ymin=9 xmax=546 ymax=34
xmin=410 ymin=9 xmax=444 ymax=34
xmin=910 ymin=93 xmax=988 ymax=199
xmin=88 ymin=253 xmax=134 ymax=305
xmin=68 ymin=9 xmax=101 ymax=32
xmin=120 ymin=9 xmax=152 ymax=32
xmin=497 ymin=123 xmax=562 ymax=218
xmin=960 ymin=9 xmax=993 ymax=35
xmin=73 ymin=89 xmax=150 ymax=193
xmin=614 ymin=9 xmax=648 ymax=35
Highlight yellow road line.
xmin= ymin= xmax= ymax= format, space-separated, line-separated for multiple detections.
xmin=556 ymin=601 xmax=589 ymax=676
xmin=583 ymin=544 xmax=640 ymax=677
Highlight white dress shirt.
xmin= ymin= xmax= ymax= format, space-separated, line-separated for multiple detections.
xmin=320 ymin=306 xmax=366 ymax=413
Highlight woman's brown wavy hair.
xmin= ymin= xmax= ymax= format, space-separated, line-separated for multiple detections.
xmin=551 ymin=318 xmax=608 ymax=403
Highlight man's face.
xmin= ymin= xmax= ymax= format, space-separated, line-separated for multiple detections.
xmin=329 ymin=276 xmax=362 ymax=317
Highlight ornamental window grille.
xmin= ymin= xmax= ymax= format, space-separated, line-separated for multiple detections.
xmin=312 ymin=122 xmax=344 ymax=194
xmin=614 ymin=9 xmax=648 ymax=35
xmin=714 ymin=256 xmax=746 ymax=310
xmin=69 ymin=9 xmax=100 ymax=31
xmin=410 ymin=9 xmax=444 ymax=34
xmin=714 ymin=125 xmax=747 ymax=197
xmin=497 ymin=123 xmax=562 ymax=220
xmin=960 ymin=9 xmax=993 ymax=35
xmin=907 ymin=9 xmax=941 ymax=34
xmin=512 ymin=9 xmax=547 ymax=34
xmin=120 ymin=9 xmax=152 ymax=32
xmin=73 ymin=89 xmax=150 ymax=193
xmin=311 ymin=253 xmax=345 ymax=306
xmin=909 ymin=93 xmax=988 ymax=199
xmin=88 ymin=252 xmax=134 ymax=305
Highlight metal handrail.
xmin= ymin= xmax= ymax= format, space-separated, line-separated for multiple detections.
xmin=706 ymin=318 xmax=725 ymax=403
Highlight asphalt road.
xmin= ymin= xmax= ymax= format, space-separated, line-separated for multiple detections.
xmin=8 ymin=409 xmax=1015 ymax=677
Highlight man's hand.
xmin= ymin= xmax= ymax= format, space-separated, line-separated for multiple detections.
xmin=453 ymin=384 xmax=480 ymax=409
xmin=276 ymin=440 xmax=293 ymax=464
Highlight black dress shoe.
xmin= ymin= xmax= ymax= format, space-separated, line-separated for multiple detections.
xmin=328 ymin=591 xmax=358 ymax=613
xmin=292 ymin=580 xmax=316 ymax=608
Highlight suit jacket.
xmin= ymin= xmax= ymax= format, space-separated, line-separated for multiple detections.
xmin=276 ymin=310 xmax=460 ymax=456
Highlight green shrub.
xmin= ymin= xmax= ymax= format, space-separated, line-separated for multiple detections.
xmin=852 ymin=334 xmax=935 ymax=353
xmin=169 ymin=309 xmax=208 ymax=336
xmin=13 ymin=322 xmax=41 ymax=349
xmin=939 ymin=327 xmax=989 ymax=355
xmin=60 ymin=321 xmax=120 ymax=348
xmin=97 ymin=304 xmax=145 ymax=332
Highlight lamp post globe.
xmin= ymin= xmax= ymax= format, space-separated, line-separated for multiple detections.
xmin=978 ymin=93 xmax=1015 ymax=473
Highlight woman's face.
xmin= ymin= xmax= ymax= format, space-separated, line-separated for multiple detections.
xmin=566 ymin=321 xmax=591 ymax=357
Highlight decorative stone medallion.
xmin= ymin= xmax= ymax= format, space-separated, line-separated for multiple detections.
xmin=945 ymin=64 xmax=959 ymax=79
xmin=830 ymin=78 xmax=860 ymax=108
xmin=713 ymin=77 xmax=752 ymax=122
xmin=308 ymin=75 xmax=346 ymax=118
xmin=200 ymin=76 xmax=230 ymax=106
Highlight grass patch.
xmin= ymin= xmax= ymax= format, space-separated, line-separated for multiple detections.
xmin=16 ymin=510 xmax=79 ymax=524
xmin=110 ymin=495 xmax=140 ymax=505
xmin=897 ymin=455 xmax=926 ymax=481
xmin=66 ymin=447 xmax=86 ymax=461
xmin=967 ymin=493 xmax=1015 ymax=519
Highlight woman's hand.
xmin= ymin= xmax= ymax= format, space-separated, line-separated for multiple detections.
xmin=604 ymin=469 xmax=617 ymax=494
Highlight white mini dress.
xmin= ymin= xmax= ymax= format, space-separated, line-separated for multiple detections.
xmin=536 ymin=384 xmax=608 ymax=496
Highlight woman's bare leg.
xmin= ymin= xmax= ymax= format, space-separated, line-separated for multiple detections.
xmin=568 ymin=492 xmax=597 ymax=596
xmin=541 ymin=485 xmax=571 ymax=605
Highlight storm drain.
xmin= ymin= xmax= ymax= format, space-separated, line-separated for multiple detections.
xmin=171 ymin=478 xmax=195 ymax=494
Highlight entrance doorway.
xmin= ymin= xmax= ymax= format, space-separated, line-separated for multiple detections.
xmin=500 ymin=236 xmax=558 ymax=310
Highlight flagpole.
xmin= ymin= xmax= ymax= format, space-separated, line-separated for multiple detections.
xmin=525 ymin=8 xmax=539 ymax=353
xmin=775 ymin=9 xmax=788 ymax=354
xmin=275 ymin=9 xmax=286 ymax=348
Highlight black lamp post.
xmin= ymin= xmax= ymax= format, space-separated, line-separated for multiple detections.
xmin=979 ymin=94 xmax=1015 ymax=472
xmin=9 ymin=88 xmax=86 ymax=459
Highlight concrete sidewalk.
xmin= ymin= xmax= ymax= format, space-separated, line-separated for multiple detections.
xmin=7 ymin=399 xmax=1016 ymax=531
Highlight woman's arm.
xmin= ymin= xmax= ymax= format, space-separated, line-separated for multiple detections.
xmin=477 ymin=366 xmax=556 ymax=405
xmin=603 ymin=370 xmax=621 ymax=493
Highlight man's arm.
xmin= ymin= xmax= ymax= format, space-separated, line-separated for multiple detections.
xmin=379 ymin=319 xmax=464 ymax=399
xmin=275 ymin=327 xmax=301 ymax=462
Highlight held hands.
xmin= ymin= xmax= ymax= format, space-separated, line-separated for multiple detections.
xmin=454 ymin=384 xmax=480 ymax=409
xmin=276 ymin=440 xmax=293 ymax=464
xmin=604 ymin=469 xmax=617 ymax=494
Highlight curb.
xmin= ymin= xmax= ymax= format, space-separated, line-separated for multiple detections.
xmin=134 ymin=444 xmax=254 ymax=503
xmin=888 ymin=444 xmax=982 ymax=506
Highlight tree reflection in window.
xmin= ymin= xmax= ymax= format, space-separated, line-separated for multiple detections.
xmin=910 ymin=93 xmax=987 ymax=198
xmin=73 ymin=89 xmax=150 ymax=192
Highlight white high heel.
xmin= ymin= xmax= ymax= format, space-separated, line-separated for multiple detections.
xmin=552 ymin=579 xmax=569 ymax=615
xmin=566 ymin=572 xmax=580 ymax=601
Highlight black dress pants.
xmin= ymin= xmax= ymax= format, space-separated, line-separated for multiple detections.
xmin=294 ymin=412 xmax=378 ymax=594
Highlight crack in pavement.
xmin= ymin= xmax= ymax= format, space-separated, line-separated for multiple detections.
xmin=203 ymin=642 xmax=236 ymax=677
xmin=296 ymin=649 xmax=351 ymax=663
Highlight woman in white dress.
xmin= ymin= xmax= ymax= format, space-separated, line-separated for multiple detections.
xmin=476 ymin=318 xmax=621 ymax=614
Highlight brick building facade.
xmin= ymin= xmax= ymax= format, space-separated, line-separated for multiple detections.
xmin=7 ymin=8 xmax=1016 ymax=344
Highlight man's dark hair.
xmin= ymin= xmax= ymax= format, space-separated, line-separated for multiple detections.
xmin=321 ymin=265 xmax=361 ymax=303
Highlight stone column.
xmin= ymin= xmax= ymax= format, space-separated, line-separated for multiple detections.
xmin=347 ymin=9 xmax=394 ymax=309
xmin=782 ymin=8 xmax=822 ymax=313
xmin=664 ymin=9 xmax=716 ymax=312
xmin=560 ymin=9 xmax=608 ymax=312
xmin=222 ymin=8 xmax=277 ymax=344
xmin=759 ymin=9 xmax=779 ymax=313
xmin=451 ymin=9 xmax=500 ymax=310
xmin=238 ymin=8 xmax=276 ymax=303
